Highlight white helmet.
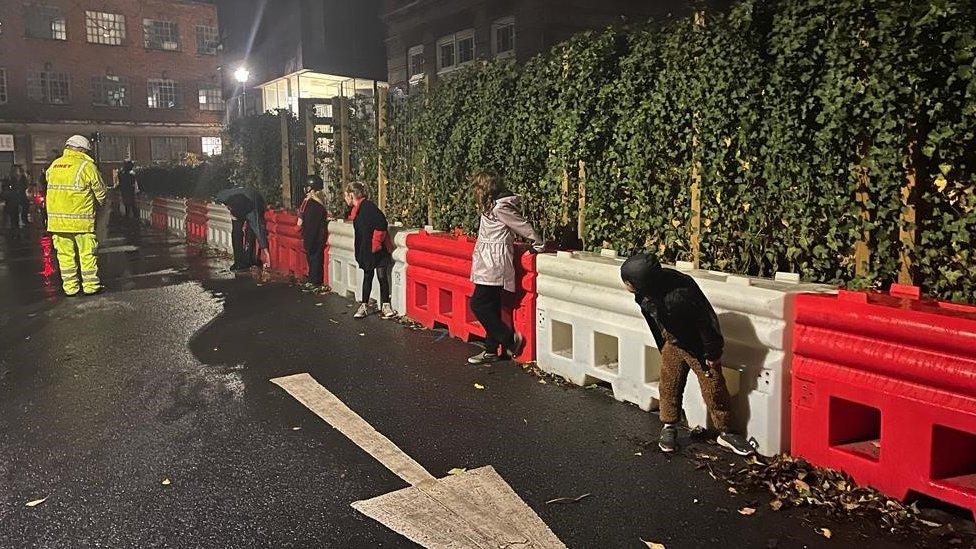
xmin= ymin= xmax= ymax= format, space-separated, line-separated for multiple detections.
xmin=65 ymin=135 xmax=92 ymax=151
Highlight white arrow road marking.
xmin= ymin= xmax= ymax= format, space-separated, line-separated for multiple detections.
xmin=271 ymin=373 xmax=566 ymax=549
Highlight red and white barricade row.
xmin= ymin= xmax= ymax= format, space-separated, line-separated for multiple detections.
xmin=533 ymin=249 xmax=833 ymax=455
xmin=153 ymin=197 xmax=187 ymax=237
xmin=136 ymin=195 xmax=153 ymax=226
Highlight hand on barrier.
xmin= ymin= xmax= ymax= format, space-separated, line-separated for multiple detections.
xmin=260 ymin=248 xmax=270 ymax=268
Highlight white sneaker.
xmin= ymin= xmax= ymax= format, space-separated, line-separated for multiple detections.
xmin=354 ymin=303 xmax=371 ymax=318
xmin=380 ymin=303 xmax=397 ymax=319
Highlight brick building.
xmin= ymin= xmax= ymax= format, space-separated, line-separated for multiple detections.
xmin=382 ymin=0 xmax=697 ymax=91
xmin=0 ymin=0 xmax=224 ymax=181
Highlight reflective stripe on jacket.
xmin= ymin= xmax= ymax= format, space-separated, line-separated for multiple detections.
xmin=45 ymin=149 xmax=106 ymax=233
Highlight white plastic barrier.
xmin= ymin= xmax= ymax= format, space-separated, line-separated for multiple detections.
xmin=157 ymin=198 xmax=187 ymax=237
xmin=535 ymin=250 xmax=833 ymax=455
xmin=137 ymin=195 xmax=152 ymax=226
xmin=327 ymin=219 xmax=417 ymax=313
xmin=206 ymin=202 xmax=233 ymax=254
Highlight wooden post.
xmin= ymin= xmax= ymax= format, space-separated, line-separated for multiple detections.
xmin=689 ymin=10 xmax=705 ymax=269
xmin=280 ymin=111 xmax=292 ymax=208
xmin=854 ymin=147 xmax=871 ymax=278
xmin=304 ymin=101 xmax=316 ymax=178
xmin=898 ymin=139 xmax=917 ymax=285
xmin=377 ymin=85 xmax=389 ymax=213
xmin=339 ymin=95 xmax=351 ymax=186
xmin=560 ymin=168 xmax=570 ymax=225
xmin=577 ymin=160 xmax=586 ymax=247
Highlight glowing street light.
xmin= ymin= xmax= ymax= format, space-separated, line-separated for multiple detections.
xmin=234 ymin=67 xmax=250 ymax=116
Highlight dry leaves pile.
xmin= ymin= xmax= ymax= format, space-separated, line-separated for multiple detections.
xmin=519 ymin=362 xmax=570 ymax=387
xmin=702 ymin=453 xmax=975 ymax=546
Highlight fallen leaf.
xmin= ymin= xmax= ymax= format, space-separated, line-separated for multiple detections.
xmin=769 ymin=500 xmax=783 ymax=511
xmin=640 ymin=540 xmax=666 ymax=549
xmin=794 ymin=479 xmax=811 ymax=492
xmin=739 ymin=507 xmax=757 ymax=516
xmin=315 ymin=303 xmax=323 ymax=307
xmin=545 ymin=493 xmax=591 ymax=505
xmin=291 ymin=427 xmax=301 ymax=431
xmin=25 ymin=497 xmax=47 ymax=507
xmin=447 ymin=468 xmax=467 ymax=476
xmin=212 ymin=347 xmax=219 ymax=351
xmin=358 ymin=332 xmax=365 ymax=337
xmin=635 ymin=452 xmax=643 ymax=456
xmin=728 ymin=487 xmax=738 ymax=495
xmin=329 ymin=319 xmax=339 ymax=324
xmin=538 ymin=379 xmax=547 ymax=384
xmin=818 ymin=528 xmax=832 ymax=539
xmin=919 ymin=519 xmax=941 ymax=528
xmin=474 ymin=383 xmax=485 ymax=390
xmin=161 ymin=479 xmax=171 ymax=486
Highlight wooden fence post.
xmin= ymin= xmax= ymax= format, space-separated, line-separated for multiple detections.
xmin=377 ymin=85 xmax=389 ymax=213
xmin=280 ymin=111 xmax=292 ymax=208
xmin=689 ymin=10 xmax=705 ymax=269
xmin=577 ymin=160 xmax=587 ymax=247
xmin=339 ymin=95 xmax=351 ymax=187
xmin=854 ymin=158 xmax=871 ymax=279
xmin=898 ymin=138 xmax=917 ymax=285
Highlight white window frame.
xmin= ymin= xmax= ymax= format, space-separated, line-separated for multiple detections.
xmin=407 ymin=45 xmax=424 ymax=79
xmin=143 ymin=19 xmax=180 ymax=51
xmin=150 ymin=137 xmax=188 ymax=163
xmin=147 ymin=79 xmax=181 ymax=109
xmin=196 ymin=25 xmax=219 ymax=55
xmin=91 ymin=75 xmax=129 ymax=107
xmin=99 ymin=136 xmax=133 ymax=162
xmin=436 ymin=29 xmax=475 ymax=74
xmin=27 ymin=70 xmax=71 ymax=104
xmin=0 ymin=69 xmax=7 ymax=105
xmin=201 ymin=136 xmax=222 ymax=157
xmin=491 ymin=16 xmax=515 ymax=59
xmin=86 ymin=11 xmax=126 ymax=46
xmin=26 ymin=5 xmax=67 ymax=40
xmin=197 ymin=86 xmax=224 ymax=111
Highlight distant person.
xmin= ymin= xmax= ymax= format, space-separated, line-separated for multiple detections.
xmin=1 ymin=178 xmax=21 ymax=230
xmin=297 ymin=175 xmax=329 ymax=288
xmin=118 ymin=160 xmax=138 ymax=220
xmin=345 ymin=182 xmax=396 ymax=319
xmin=620 ymin=252 xmax=754 ymax=456
xmin=11 ymin=165 xmax=30 ymax=226
xmin=466 ymin=171 xmax=545 ymax=365
xmin=215 ymin=186 xmax=269 ymax=272
xmin=46 ymin=135 xmax=108 ymax=296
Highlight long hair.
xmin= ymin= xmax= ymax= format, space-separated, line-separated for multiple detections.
xmin=471 ymin=171 xmax=507 ymax=215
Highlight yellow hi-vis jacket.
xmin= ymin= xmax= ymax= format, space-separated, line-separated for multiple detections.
xmin=45 ymin=149 xmax=107 ymax=233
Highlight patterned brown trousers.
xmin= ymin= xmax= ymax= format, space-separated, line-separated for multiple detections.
xmin=658 ymin=336 xmax=734 ymax=432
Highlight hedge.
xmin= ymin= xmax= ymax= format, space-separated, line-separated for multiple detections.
xmin=378 ymin=0 xmax=976 ymax=302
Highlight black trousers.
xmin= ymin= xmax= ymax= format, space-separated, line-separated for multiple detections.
xmin=121 ymin=192 xmax=137 ymax=219
xmin=5 ymin=203 xmax=20 ymax=228
xmin=361 ymin=266 xmax=391 ymax=304
xmin=306 ymin=243 xmax=325 ymax=285
xmin=231 ymin=218 xmax=257 ymax=268
xmin=19 ymin=197 xmax=30 ymax=224
xmin=470 ymin=284 xmax=514 ymax=354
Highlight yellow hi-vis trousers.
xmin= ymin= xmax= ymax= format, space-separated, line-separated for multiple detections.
xmin=52 ymin=232 xmax=100 ymax=295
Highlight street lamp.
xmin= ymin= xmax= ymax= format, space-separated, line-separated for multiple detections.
xmin=234 ymin=67 xmax=250 ymax=117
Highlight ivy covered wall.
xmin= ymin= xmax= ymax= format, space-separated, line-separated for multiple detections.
xmin=377 ymin=0 xmax=976 ymax=302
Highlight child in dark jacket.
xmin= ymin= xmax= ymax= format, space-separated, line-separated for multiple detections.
xmin=345 ymin=182 xmax=396 ymax=319
xmin=620 ymin=252 xmax=754 ymax=456
xmin=297 ymin=175 xmax=329 ymax=288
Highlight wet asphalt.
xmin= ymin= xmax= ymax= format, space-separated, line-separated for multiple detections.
xmin=0 ymin=218 xmax=921 ymax=549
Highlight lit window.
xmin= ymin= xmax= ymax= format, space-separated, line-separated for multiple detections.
xmin=150 ymin=137 xmax=188 ymax=162
xmin=86 ymin=11 xmax=126 ymax=45
xmin=91 ymin=75 xmax=129 ymax=107
xmin=492 ymin=17 xmax=515 ymax=59
xmin=26 ymin=5 xmax=66 ymax=40
xmin=408 ymin=45 xmax=424 ymax=79
xmin=147 ymin=79 xmax=181 ymax=109
xmin=0 ymin=69 xmax=6 ymax=104
xmin=144 ymin=19 xmax=179 ymax=51
xmin=198 ymin=87 xmax=224 ymax=111
xmin=202 ymin=137 xmax=222 ymax=157
xmin=27 ymin=70 xmax=71 ymax=104
xmin=437 ymin=29 xmax=475 ymax=73
xmin=196 ymin=25 xmax=219 ymax=55
xmin=99 ymin=136 xmax=133 ymax=162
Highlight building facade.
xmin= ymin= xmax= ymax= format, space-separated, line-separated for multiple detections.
xmin=382 ymin=0 xmax=695 ymax=91
xmin=216 ymin=0 xmax=386 ymax=116
xmin=0 ymin=0 xmax=224 ymax=181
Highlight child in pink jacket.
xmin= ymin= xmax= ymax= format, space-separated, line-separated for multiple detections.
xmin=467 ymin=171 xmax=545 ymax=365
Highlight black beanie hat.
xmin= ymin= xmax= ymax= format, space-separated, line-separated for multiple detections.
xmin=620 ymin=251 xmax=662 ymax=296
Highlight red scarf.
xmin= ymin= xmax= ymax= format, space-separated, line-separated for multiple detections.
xmin=348 ymin=197 xmax=364 ymax=221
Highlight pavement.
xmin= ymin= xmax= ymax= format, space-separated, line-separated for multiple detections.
xmin=0 ymin=218 xmax=928 ymax=548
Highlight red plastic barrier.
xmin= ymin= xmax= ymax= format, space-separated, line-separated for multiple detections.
xmin=404 ymin=230 xmax=536 ymax=363
xmin=791 ymin=286 xmax=976 ymax=516
xmin=186 ymin=200 xmax=208 ymax=243
xmin=264 ymin=210 xmax=307 ymax=277
xmin=150 ymin=197 xmax=167 ymax=230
